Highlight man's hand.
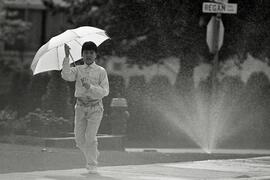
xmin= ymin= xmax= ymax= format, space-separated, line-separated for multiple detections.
xmin=81 ymin=78 xmax=91 ymax=89
xmin=64 ymin=44 xmax=70 ymax=58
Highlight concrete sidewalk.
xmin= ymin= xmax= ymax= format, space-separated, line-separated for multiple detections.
xmin=1 ymin=156 xmax=270 ymax=180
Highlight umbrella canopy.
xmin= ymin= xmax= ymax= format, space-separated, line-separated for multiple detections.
xmin=31 ymin=26 xmax=109 ymax=75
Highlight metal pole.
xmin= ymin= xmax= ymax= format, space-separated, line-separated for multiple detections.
xmin=208 ymin=13 xmax=221 ymax=152
xmin=212 ymin=14 xmax=220 ymax=95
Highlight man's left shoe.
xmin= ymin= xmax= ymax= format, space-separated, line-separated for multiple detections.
xmin=86 ymin=164 xmax=98 ymax=174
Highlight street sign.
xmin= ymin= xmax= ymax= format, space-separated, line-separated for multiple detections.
xmin=202 ymin=2 xmax=237 ymax=14
xmin=225 ymin=3 xmax=238 ymax=14
xmin=206 ymin=16 xmax=224 ymax=53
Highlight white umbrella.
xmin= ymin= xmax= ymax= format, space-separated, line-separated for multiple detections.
xmin=31 ymin=26 xmax=109 ymax=75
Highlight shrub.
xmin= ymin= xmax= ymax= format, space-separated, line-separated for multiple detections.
xmin=42 ymin=71 xmax=73 ymax=120
xmin=21 ymin=108 xmax=72 ymax=137
xmin=25 ymin=73 xmax=50 ymax=113
xmin=8 ymin=70 xmax=31 ymax=116
xmin=0 ymin=108 xmax=21 ymax=135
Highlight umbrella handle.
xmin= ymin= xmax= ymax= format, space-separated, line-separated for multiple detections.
xmin=69 ymin=53 xmax=76 ymax=67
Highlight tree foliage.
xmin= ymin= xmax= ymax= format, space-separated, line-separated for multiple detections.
xmin=47 ymin=0 xmax=270 ymax=63
xmin=43 ymin=0 xmax=205 ymax=61
xmin=220 ymin=0 xmax=270 ymax=61
xmin=104 ymin=0 xmax=207 ymax=64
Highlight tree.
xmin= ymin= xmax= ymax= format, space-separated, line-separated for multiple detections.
xmin=220 ymin=0 xmax=270 ymax=61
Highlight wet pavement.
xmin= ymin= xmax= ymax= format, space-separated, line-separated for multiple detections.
xmin=1 ymin=156 xmax=270 ymax=180
xmin=1 ymin=143 xmax=270 ymax=179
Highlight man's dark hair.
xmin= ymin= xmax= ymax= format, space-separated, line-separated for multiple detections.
xmin=81 ymin=41 xmax=97 ymax=55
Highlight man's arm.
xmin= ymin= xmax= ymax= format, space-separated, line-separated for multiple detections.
xmin=61 ymin=57 xmax=77 ymax=81
xmin=61 ymin=44 xmax=77 ymax=81
xmin=85 ymin=69 xmax=109 ymax=99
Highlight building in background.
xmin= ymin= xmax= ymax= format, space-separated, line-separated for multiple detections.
xmin=0 ymin=0 xmax=68 ymax=64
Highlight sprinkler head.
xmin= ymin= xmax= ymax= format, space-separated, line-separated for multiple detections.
xmin=203 ymin=148 xmax=212 ymax=154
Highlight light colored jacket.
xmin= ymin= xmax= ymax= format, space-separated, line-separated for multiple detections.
xmin=61 ymin=57 xmax=109 ymax=100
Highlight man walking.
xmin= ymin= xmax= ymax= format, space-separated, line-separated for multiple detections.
xmin=61 ymin=41 xmax=109 ymax=173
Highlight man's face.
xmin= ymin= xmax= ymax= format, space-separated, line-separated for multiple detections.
xmin=82 ymin=50 xmax=97 ymax=65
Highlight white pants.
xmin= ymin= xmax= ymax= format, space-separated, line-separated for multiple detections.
xmin=74 ymin=102 xmax=103 ymax=166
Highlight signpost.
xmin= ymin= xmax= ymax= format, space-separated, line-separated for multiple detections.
xmin=202 ymin=0 xmax=237 ymax=151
